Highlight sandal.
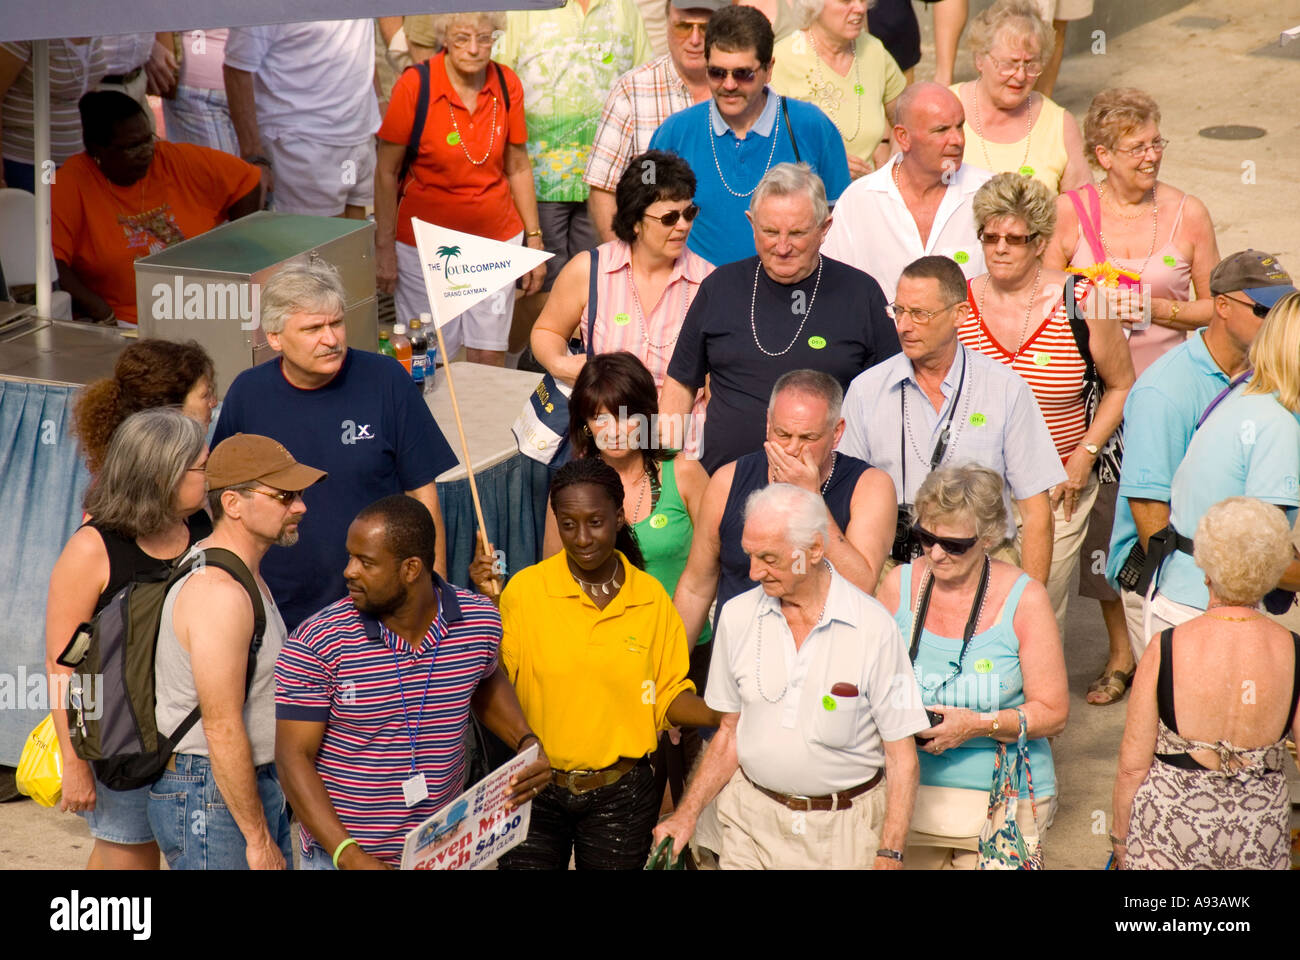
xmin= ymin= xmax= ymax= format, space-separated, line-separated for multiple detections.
xmin=1086 ymin=667 xmax=1135 ymax=705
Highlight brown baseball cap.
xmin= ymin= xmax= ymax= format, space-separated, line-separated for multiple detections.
xmin=206 ymin=434 xmax=327 ymax=491
xmin=1209 ymin=250 xmax=1297 ymax=307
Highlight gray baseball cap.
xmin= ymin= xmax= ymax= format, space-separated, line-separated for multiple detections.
xmin=1209 ymin=250 xmax=1297 ymax=308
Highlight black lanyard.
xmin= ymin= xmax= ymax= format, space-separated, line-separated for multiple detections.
xmin=908 ymin=556 xmax=991 ymax=695
xmin=900 ymin=345 xmax=967 ymax=501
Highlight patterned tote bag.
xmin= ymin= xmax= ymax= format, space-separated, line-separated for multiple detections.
xmin=977 ymin=707 xmax=1043 ymax=870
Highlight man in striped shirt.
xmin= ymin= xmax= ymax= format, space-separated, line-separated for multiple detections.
xmin=275 ymin=496 xmax=551 ymax=869
xmin=585 ymin=0 xmax=725 ymax=240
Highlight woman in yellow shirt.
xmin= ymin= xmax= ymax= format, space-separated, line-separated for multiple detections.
xmin=496 ymin=457 xmax=719 ymax=869
xmin=949 ymin=0 xmax=1089 ymax=195
xmin=770 ymin=0 xmax=906 ymax=179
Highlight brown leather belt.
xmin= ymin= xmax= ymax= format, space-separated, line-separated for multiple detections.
xmin=551 ymin=756 xmax=642 ymax=795
xmin=742 ymin=767 xmax=882 ymax=811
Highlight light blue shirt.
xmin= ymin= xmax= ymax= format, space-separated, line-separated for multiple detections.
xmin=1159 ymin=386 xmax=1300 ymax=608
xmin=1106 ymin=329 xmax=1233 ymax=584
xmin=648 ymin=90 xmax=850 ymax=267
xmin=839 ymin=346 xmax=1065 ymax=539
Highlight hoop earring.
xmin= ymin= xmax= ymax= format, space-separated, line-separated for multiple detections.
xmin=582 ymin=424 xmax=592 ymax=436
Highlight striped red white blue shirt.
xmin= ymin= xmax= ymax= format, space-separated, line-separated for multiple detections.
xmin=275 ymin=576 xmax=500 ymax=866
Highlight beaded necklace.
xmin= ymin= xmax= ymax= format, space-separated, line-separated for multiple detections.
xmin=708 ymin=93 xmax=783 ymax=198
xmin=750 ymin=256 xmax=824 ymax=356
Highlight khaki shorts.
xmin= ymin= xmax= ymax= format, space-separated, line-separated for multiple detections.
xmin=1033 ymin=0 xmax=1095 ymax=22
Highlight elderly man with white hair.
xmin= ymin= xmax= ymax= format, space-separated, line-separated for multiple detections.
xmin=659 ymin=162 xmax=898 ymax=473
xmin=653 ymin=483 xmax=929 ymax=869
xmin=211 ymin=260 xmax=457 ymax=631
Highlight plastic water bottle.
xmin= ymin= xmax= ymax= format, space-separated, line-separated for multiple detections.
xmin=409 ymin=317 xmax=428 ymax=388
xmin=390 ymin=323 xmax=413 ymax=374
xmin=419 ymin=312 xmax=438 ymax=394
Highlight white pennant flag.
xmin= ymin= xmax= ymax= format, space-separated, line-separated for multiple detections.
xmin=411 ymin=218 xmax=553 ymax=329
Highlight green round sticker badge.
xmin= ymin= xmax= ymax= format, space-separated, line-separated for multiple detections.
xmin=649 ymin=513 xmax=668 ymax=529
xmin=853 ymin=83 xmax=864 ymax=95
xmin=974 ymin=658 xmax=994 ymax=674
xmin=808 ymin=335 xmax=827 ymax=349
xmin=614 ymin=312 xmax=631 ymax=326
xmin=602 ymin=52 xmax=614 ymax=63
xmin=822 ymin=695 xmax=837 ymax=711
xmin=969 ymin=412 xmax=987 ymax=426
xmin=1163 ymin=255 xmax=1177 ymax=267
xmin=446 ymin=131 xmax=461 ymax=146
xmin=1033 ymin=352 xmax=1051 ymax=366
xmin=953 ymin=250 xmax=970 ymax=265
xmin=1018 ymin=165 xmax=1035 ymax=177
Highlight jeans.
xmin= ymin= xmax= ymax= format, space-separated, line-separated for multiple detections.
xmin=298 ymin=841 xmax=336 ymax=871
xmin=147 ymin=754 xmax=293 ymax=870
xmin=497 ymin=757 xmax=658 ymax=870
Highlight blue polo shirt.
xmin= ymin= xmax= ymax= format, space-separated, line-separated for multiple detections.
xmin=212 ymin=349 xmax=457 ymax=630
xmin=648 ymin=90 xmax=850 ymax=267
xmin=1158 ymin=387 xmax=1300 ymax=609
xmin=1106 ymin=329 xmax=1233 ymax=585
xmin=275 ymin=576 xmax=501 ymax=866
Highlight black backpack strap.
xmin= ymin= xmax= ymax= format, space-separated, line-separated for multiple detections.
xmin=397 ymin=61 xmax=433 ymax=188
xmin=585 ymin=246 xmax=600 ymax=357
xmin=162 ymin=548 xmax=267 ymax=748
xmin=494 ymin=61 xmax=510 ymax=113
xmin=780 ymin=96 xmax=800 ymax=163
xmin=1064 ymin=275 xmax=1096 ymax=383
xmin=1287 ymin=632 xmax=1300 ymax=735
xmin=1156 ymin=627 xmax=1177 ymax=733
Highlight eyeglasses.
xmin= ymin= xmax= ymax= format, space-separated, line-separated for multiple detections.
xmin=670 ymin=20 xmax=709 ymax=37
xmin=984 ymin=55 xmax=1043 ymax=78
xmin=1222 ymin=295 xmax=1271 ymax=319
xmin=643 ymin=203 xmax=700 ymax=227
xmin=447 ymin=31 xmax=499 ymax=48
xmin=888 ymin=301 xmax=963 ymax=324
xmin=248 ymin=487 xmax=302 ymax=507
xmin=706 ymin=65 xmax=761 ymax=83
xmin=1113 ymin=137 xmax=1169 ymax=159
xmin=977 ymin=230 xmax=1039 ymax=246
xmin=913 ymin=524 xmax=979 ymax=556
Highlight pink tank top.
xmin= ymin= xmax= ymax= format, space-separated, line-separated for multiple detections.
xmin=1069 ymin=189 xmax=1192 ymax=377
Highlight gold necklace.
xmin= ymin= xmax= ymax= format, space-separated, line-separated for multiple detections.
xmin=1204 ymin=607 xmax=1263 ymax=622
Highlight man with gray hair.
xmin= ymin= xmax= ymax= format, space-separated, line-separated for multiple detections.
xmin=654 ymin=483 xmax=928 ymax=869
xmin=822 ymin=82 xmax=990 ymax=303
xmin=660 ymin=163 xmax=898 ymax=473
xmin=212 ymin=260 xmax=457 ymax=630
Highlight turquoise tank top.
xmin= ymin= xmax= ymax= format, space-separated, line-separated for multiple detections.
xmin=893 ymin=565 xmax=1055 ymax=796
xmin=633 ymin=459 xmax=710 ymax=644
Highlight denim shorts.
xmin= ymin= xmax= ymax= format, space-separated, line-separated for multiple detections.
xmin=80 ymin=770 xmax=155 ymax=846
xmin=298 ymin=841 xmax=336 ymax=871
xmin=147 ymin=754 xmax=293 ymax=870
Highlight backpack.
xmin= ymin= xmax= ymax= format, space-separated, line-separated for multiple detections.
xmin=398 ymin=59 xmax=512 ymax=189
xmin=56 ymin=547 xmax=265 ymax=791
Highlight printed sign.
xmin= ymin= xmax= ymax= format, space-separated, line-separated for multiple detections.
xmin=400 ymin=744 xmax=539 ymax=870
xmin=412 ymin=219 xmax=552 ymax=329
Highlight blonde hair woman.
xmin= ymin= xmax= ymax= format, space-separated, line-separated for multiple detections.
xmin=1114 ymin=496 xmax=1300 ymax=869
xmin=950 ymin=0 xmax=1089 ymax=194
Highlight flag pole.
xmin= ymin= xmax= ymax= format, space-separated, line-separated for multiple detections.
xmin=430 ymin=313 xmax=499 ymax=597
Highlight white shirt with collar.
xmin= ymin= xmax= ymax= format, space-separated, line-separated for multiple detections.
xmin=706 ymin=562 xmax=929 ymax=796
xmin=822 ymin=154 xmax=991 ymax=303
xmin=98 ymin=34 xmax=155 ymax=75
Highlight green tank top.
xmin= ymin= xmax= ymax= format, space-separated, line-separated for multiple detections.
xmin=634 ymin=458 xmax=710 ymax=644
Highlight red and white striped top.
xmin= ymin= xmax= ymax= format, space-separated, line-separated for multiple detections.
xmin=958 ymin=279 xmax=1094 ymax=465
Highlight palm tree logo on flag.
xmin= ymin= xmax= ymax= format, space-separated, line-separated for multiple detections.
xmin=413 ymin=219 xmax=553 ymax=330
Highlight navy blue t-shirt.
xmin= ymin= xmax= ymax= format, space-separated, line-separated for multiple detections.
xmin=667 ymin=255 xmax=899 ymax=474
xmin=211 ymin=349 xmax=457 ymax=630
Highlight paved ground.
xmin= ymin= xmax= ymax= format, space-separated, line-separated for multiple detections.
xmin=3 ymin=0 xmax=1300 ymax=870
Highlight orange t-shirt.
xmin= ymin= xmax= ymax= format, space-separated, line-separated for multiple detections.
xmin=52 ymin=142 xmax=260 ymax=324
xmin=378 ymin=52 xmax=527 ymax=247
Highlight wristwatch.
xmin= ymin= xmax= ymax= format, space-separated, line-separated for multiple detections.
xmin=1169 ymin=301 xmax=1181 ymax=321
xmin=876 ymin=848 xmax=904 ymax=862
xmin=988 ymin=713 xmax=1001 ymax=736
xmin=243 ymin=154 xmax=272 ymax=169
xmin=1080 ymin=441 xmax=1100 ymax=456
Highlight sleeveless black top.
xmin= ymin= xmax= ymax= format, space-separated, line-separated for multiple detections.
xmin=87 ymin=510 xmax=213 ymax=615
xmin=714 ymin=450 xmax=870 ymax=634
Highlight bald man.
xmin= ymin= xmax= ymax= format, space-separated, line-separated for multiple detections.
xmin=822 ymin=82 xmax=991 ymax=303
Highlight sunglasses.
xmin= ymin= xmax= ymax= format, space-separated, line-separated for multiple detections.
xmin=1222 ymin=295 xmax=1271 ymax=319
xmin=706 ymin=65 xmax=760 ymax=83
xmin=644 ymin=203 xmax=700 ymax=227
xmin=913 ymin=524 xmax=979 ymax=556
xmin=670 ymin=20 xmax=709 ymax=37
xmin=977 ymin=230 xmax=1039 ymax=246
xmin=249 ymin=487 xmax=302 ymax=507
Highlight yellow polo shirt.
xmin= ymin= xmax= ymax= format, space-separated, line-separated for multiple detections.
xmin=500 ymin=550 xmax=694 ymax=771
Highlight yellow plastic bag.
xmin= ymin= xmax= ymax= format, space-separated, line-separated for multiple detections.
xmin=16 ymin=714 xmax=62 ymax=808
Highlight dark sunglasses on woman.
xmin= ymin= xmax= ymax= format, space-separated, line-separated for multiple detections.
xmin=912 ymin=524 xmax=979 ymax=556
xmin=644 ymin=204 xmax=700 ymax=227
